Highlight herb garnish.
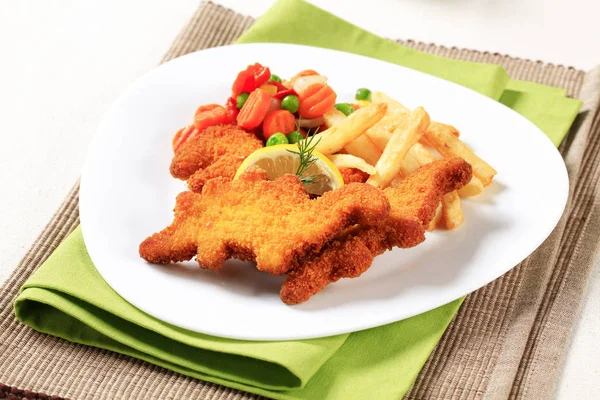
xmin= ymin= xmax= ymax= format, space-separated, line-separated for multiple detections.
xmin=287 ymin=127 xmax=323 ymax=186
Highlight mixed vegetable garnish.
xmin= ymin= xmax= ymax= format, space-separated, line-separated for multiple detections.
xmin=171 ymin=63 xmax=372 ymax=152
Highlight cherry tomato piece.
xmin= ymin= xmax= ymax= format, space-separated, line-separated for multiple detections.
xmin=231 ymin=63 xmax=271 ymax=97
xmin=273 ymin=88 xmax=297 ymax=100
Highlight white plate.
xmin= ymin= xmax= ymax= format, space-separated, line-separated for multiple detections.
xmin=80 ymin=43 xmax=568 ymax=341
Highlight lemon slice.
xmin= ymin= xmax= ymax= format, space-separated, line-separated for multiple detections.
xmin=234 ymin=144 xmax=344 ymax=195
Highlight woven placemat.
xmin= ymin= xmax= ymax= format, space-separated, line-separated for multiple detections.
xmin=2 ymin=2 xmax=599 ymax=399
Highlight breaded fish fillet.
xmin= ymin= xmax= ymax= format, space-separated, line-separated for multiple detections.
xmin=139 ymin=168 xmax=390 ymax=275
xmin=280 ymin=158 xmax=472 ymax=304
xmin=170 ymin=124 xmax=263 ymax=192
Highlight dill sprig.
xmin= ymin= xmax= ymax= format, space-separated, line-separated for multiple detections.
xmin=287 ymin=126 xmax=323 ymax=186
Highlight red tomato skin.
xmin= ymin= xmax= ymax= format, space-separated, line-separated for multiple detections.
xmin=273 ymin=89 xmax=297 ymax=100
xmin=231 ymin=63 xmax=271 ymax=97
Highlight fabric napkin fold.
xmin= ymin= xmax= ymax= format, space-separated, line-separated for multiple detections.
xmin=14 ymin=0 xmax=582 ymax=399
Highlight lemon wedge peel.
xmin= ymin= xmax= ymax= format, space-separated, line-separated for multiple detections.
xmin=234 ymin=144 xmax=344 ymax=195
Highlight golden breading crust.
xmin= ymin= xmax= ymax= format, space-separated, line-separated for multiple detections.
xmin=339 ymin=167 xmax=370 ymax=184
xmin=139 ymin=168 xmax=391 ymax=275
xmin=170 ymin=124 xmax=263 ymax=192
xmin=280 ymin=158 xmax=472 ymax=304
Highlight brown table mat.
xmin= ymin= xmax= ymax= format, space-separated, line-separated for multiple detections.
xmin=1 ymin=2 xmax=599 ymax=399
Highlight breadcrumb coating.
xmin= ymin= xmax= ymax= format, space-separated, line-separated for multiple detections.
xmin=140 ymin=168 xmax=391 ymax=275
xmin=280 ymin=158 xmax=472 ymax=304
xmin=169 ymin=124 xmax=263 ymax=192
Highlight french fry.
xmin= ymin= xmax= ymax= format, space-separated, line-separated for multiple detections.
xmin=410 ymin=142 xmax=436 ymax=165
xmin=372 ymin=92 xmax=495 ymax=185
xmin=327 ymin=154 xmax=376 ymax=175
xmin=371 ymin=91 xmax=410 ymax=114
xmin=311 ymin=103 xmax=387 ymax=155
xmin=372 ymin=91 xmax=461 ymax=138
xmin=322 ymin=108 xmax=347 ymax=128
xmin=322 ymin=108 xmax=382 ymax=165
xmin=421 ymin=123 xmax=497 ymax=186
xmin=458 ymin=176 xmax=484 ymax=197
xmin=399 ymin=148 xmax=422 ymax=177
xmin=399 ymin=142 xmax=437 ymax=177
xmin=390 ymin=142 xmax=436 ymax=183
xmin=344 ymin=135 xmax=381 ymax=166
xmin=442 ymin=191 xmax=464 ymax=229
xmin=435 ymin=122 xmax=460 ymax=138
xmin=428 ymin=202 xmax=443 ymax=231
xmin=364 ymin=118 xmax=396 ymax=151
xmin=367 ymin=107 xmax=430 ymax=188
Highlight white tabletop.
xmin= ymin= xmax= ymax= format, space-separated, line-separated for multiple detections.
xmin=0 ymin=0 xmax=598 ymax=398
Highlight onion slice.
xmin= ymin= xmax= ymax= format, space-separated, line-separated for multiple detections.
xmin=268 ymin=98 xmax=282 ymax=113
xmin=293 ymin=75 xmax=328 ymax=95
xmin=297 ymin=116 xmax=325 ymax=129
xmin=327 ymin=154 xmax=376 ymax=175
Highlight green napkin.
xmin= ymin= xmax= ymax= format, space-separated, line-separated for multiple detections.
xmin=15 ymin=0 xmax=582 ymax=399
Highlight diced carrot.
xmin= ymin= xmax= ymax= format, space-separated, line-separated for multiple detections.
xmin=297 ymin=69 xmax=319 ymax=77
xmin=262 ymin=110 xmax=296 ymax=139
xmin=298 ymin=83 xmax=336 ymax=119
xmin=172 ymin=125 xmax=199 ymax=153
xmin=193 ymin=104 xmax=232 ymax=131
xmin=237 ymin=89 xmax=272 ymax=130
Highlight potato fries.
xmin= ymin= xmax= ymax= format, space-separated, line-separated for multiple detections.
xmin=373 ymin=91 xmax=495 ymax=186
xmin=328 ymin=154 xmax=376 ymax=175
xmin=372 ymin=91 xmax=461 ymax=140
xmin=410 ymin=142 xmax=436 ymax=165
xmin=458 ymin=176 xmax=484 ymax=197
xmin=322 ymin=108 xmax=346 ymax=128
xmin=421 ymin=123 xmax=497 ymax=186
xmin=323 ymin=108 xmax=382 ymax=165
xmin=344 ymin=136 xmax=381 ymax=166
xmin=364 ymin=118 xmax=396 ymax=152
xmin=442 ymin=191 xmax=464 ymax=229
xmin=372 ymin=91 xmax=410 ymax=114
xmin=312 ymin=103 xmax=387 ymax=155
xmin=428 ymin=203 xmax=443 ymax=231
xmin=326 ymin=91 xmax=495 ymax=230
xmin=398 ymin=143 xmax=436 ymax=178
xmin=367 ymin=107 xmax=430 ymax=188
xmin=399 ymin=148 xmax=422 ymax=177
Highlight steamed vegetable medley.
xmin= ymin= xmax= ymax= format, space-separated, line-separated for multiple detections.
xmin=172 ymin=63 xmax=373 ymax=151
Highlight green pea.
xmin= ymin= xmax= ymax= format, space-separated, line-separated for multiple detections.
xmin=236 ymin=92 xmax=250 ymax=109
xmin=355 ymin=88 xmax=372 ymax=101
xmin=334 ymin=103 xmax=355 ymax=116
xmin=286 ymin=130 xmax=304 ymax=144
xmin=269 ymin=74 xmax=282 ymax=83
xmin=281 ymin=95 xmax=300 ymax=113
xmin=266 ymin=133 xmax=289 ymax=146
